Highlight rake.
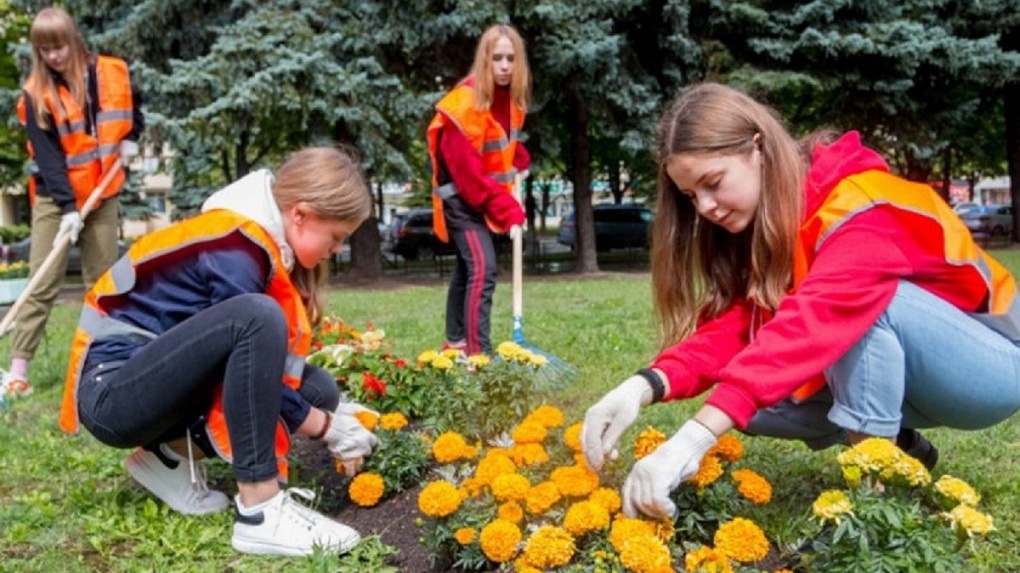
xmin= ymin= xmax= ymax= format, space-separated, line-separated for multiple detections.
xmin=510 ymin=175 xmax=578 ymax=389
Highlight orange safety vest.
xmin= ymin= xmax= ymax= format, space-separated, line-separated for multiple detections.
xmin=62 ymin=210 xmax=312 ymax=480
xmin=16 ymin=55 xmax=133 ymax=209
xmin=426 ymin=79 xmax=525 ymax=242
xmin=786 ymin=169 xmax=1020 ymax=401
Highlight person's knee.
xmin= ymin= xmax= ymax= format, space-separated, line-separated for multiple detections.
xmin=233 ymin=293 xmax=288 ymax=340
xmin=300 ymin=365 xmax=341 ymax=411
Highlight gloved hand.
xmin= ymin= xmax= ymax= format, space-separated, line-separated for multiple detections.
xmin=323 ymin=413 xmax=378 ymax=476
xmin=581 ymin=375 xmax=654 ymax=470
xmin=335 ymin=401 xmax=378 ymax=419
xmin=509 ymin=224 xmax=524 ymax=242
xmin=621 ymin=419 xmax=717 ymax=518
xmin=119 ymin=139 xmax=139 ymax=159
xmin=57 ymin=211 xmax=83 ymax=246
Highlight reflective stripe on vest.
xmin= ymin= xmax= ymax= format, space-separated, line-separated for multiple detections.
xmin=787 ymin=169 xmax=1020 ymax=401
xmin=16 ymin=56 xmax=133 ymax=209
xmin=426 ymin=80 xmax=525 ymax=242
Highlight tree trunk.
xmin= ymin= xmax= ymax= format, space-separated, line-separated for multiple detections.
xmin=346 ymin=214 xmax=383 ymax=281
xmin=568 ymin=87 xmax=598 ymax=273
xmin=1006 ymin=81 xmax=1020 ymax=243
xmin=938 ymin=147 xmax=952 ymax=203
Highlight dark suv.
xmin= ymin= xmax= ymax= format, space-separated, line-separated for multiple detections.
xmin=385 ymin=209 xmax=451 ymax=260
xmin=557 ymin=204 xmax=653 ymax=251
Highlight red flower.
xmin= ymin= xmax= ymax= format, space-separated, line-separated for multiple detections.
xmin=394 ymin=358 xmax=407 ymax=368
xmin=362 ymin=371 xmax=387 ymax=398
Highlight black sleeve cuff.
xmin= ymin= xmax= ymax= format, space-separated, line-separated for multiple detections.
xmin=635 ymin=368 xmax=666 ymax=404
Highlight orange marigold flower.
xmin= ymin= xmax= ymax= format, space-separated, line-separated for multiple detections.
xmin=684 ymin=545 xmax=733 ymax=573
xmin=731 ymin=468 xmax=772 ymax=505
xmin=686 ymin=454 xmax=723 ymax=489
xmin=619 ymin=534 xmax=673 ymax=573
xmin=432 ymin=431 xmax=477 ymax=464
xmin=551 ymin=464 xmax=600 ymax=497
xmin=588 ymin=487 xmax=622 ymax=515
xmin=523 ymin=405 xmax=565 ymax=429
xmin=714 ymin=517 xmax=770 ymax=563
xmin=773 ymin=570 xmax=794 ymax=573
xmin=417 ymin=480 xmax=464 ymax=518
xmin=492 ymin=473 xmax=531 ymax=502
xmin=348 ymin=472 xmax=385 ymax=507
xmin=511 ymin=420 xmax=548 ymax=445
xmin=525 ymin=481 xmax=562 ymax=515
xmin=563 ymin=500 xmax=611 ymax=537
xmin=633 ymin=426 xmax=667 ymax=460
xmin=454 ymin=527 xmax=477 ymax=545
xmin=479 ymin=519 xmax=521 ymax=563
xmin=522 ymin=525 xmax=575 ymax=568
xmin=708 ymin=434 xmax=744 ymax=462
xmin=353 ymin=410 xmax=379 ymax=431
xmin=508 ymin=443 xmax=550 ymax=467
xmin=475 ymin=450 xmax=518 ymax=486
xmin=563 ymin=422 xmax=583 ymax=452
xmin=609 ymin=516 xmax=657 ymax=553
xmin=513 ymin=558 xmax=542 ymax=573
xmin=498 ymin=501 xmax=524 ymax=524
xmin=379 ymin=412 xmax=408 ymax=431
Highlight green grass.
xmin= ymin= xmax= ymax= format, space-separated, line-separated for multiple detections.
xmin=2 ymin=258 xmax=1019 ymax=571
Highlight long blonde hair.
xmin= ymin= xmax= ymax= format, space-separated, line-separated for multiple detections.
xmin=272 ymin=147 xmax=372 ymax=324
xmin=468 ymin=24 xmax=531 ymax=111
xmin=24 ymin=7 xmax=90 ymax=129
xmin=650 ymin=83 xmax=804 ymax=348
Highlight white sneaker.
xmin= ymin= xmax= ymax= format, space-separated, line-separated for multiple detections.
xmin=231 ymin=488 xmax=361 ymax=556
xmin=124 ymin=447 xmax=230 ymax=515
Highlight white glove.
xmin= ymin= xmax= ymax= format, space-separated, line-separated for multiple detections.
xmin=323 ymin=413 xmax=379 ymax=476
xmin=509 ymin=225 xmax=524 ymax=242
xmin=335 ymin=401 xmax=378 ymax=419
xmin=622 ymin=420 xmax=717 ymax=518
xmin=119 ymin=139 xmax=139 ymax=159
xmin=57 ymin=211 xmax=83 ymax=246
xmin=581 ymin=375 xmax=654 ymax=470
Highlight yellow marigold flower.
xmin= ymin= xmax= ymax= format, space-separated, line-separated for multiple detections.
xmin=528 ymin=353 xmax=548 ymax=367
xmin=492 ymin=473 xmax=531 ymax=502
xmin=524 ymin=405 xmax=565 ymax=429
xmin=479 ymin=519 xmax=522 ymax=563
xmin=653 ymin=515 xmax=675 ymax=542
xmin=513 ymin=559 xmax=542 ymax=573
xmin=686 ymin=454 xmax=723 ymax=489
xmin=551 ymin=464 xmax=600 ymax=497
xmin=454 ymin=527 xmax=477 ymax=545
xmin=563 ymin=422 xmax=583 ymax=452
xmin=417 ymin=349 xmax=440 ymax=364
xmin=525 ymin=481 xmax=562 ymax=515
xmin=880 ymin=454 xmax=931 ymax=487
xmin=812 ymin=490 xmax=854 ymax=524
xmin=731 ymin=468 xmax=772 ymax=505
xmin=713 ymin=518 xmax=769 ymax=563
xmin=943 ymin=504 xmax=996 ymax=537
xmin=563 ymin=500 xmax=611 ymax=536
xmin=609 ymin=516 xmax=658 ymax=553
xmin=348 ymin=472 xmax=385 ymax=507
xmin=475 ymin=449 xmax=518 ymax=486
xmin=522 ymin=525 xmax=575 ymax=568
xmin=498 ymin=501 xmax=524 ymax=524
xmin=432 ymin=431 xmax=476 ymax=464
xmin=512 ymin=420 xmax=548 ymax=444
xmin=708 ymin=434 xmax=744 ymax=462
xmin=588 ymin=487 xmax=622 ymax=515
xmin=497 ymin=341 xmax=524 ymax=360
xmin=417 ymin=480 xmax=465 ymax=518
xmin=934 ymin=475 xmax=981 ymax=507
xmin=684 ymin=545 xmax=734 ymax=573
xmin=619 ymin=534 xmax=673 ymax=573
xmin=431 ymin=355 xmax=454 ymax=370
xmin=442 ymin=347 xmax=463 ymax=359
xmin=353 ymin=410 xmax=379 ymax=431
xmin=841 ymin=465 xmax=862 ymax=488
xmin=633 ymin=426 xmax=667 ymax=460
xmin=379 ymin=412 xmax=408 ymax=431
xmin=773 ymin=570 xmax=794 ymax=573
xmin=508 ymin=443 xmax=550 ymax=467
xmin=461 ymin=477 xmax=485 ymax=499
xmin=837 ymin=437 xmax=900 ymax=473
xmin=468 ymin=354 xmax=490 ymax=368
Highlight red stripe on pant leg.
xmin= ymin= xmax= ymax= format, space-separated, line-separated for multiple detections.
xmin=464 ymin=230 xmax=486 ymax=355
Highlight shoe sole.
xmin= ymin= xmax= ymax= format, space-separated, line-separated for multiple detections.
xmin=231 ymin=534 xmax=359 ymax=556
xmin=124 ymin=453 xmax=229 ymax=516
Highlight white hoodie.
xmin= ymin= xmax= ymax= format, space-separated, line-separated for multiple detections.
xmin=201 ymin=169 xmax=294 ymax=271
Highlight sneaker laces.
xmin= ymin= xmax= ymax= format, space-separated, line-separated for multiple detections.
xmin=184 ymin=429 xmax=210 ymax=496
xmin=280 ymin=488 xmax=325 ymax=530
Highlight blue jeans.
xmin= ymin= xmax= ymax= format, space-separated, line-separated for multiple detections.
xmin=745 ymin=281 xmax=1020 ymax=448
xmin=77 ymin=294 xmax=339 ymax=483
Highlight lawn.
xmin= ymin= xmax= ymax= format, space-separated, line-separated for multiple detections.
xmin=1 ymin=257 xmax=1019 ymax=571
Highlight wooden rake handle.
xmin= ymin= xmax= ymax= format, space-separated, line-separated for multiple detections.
xmin=511 ymin=174 xmax=524 ymax=321
xmin=0 ymin=156 xmax=123 ymax=338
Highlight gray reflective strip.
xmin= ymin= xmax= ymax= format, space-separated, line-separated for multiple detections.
xmin=434 ymin=183 xmax=457 ymax=199
xmin=481 ymin=137 xmax=509 ymax=153
xmin=97 ymin=109 xmax=132 ymax=122
xmin=108 ymin=256 xmax=137 ymax=293
xmin=79 ymin=305 xmax=158 ymax=342
xmin=284 ymin=354 xmax=306 ymax=380
xmin=57 ymin=120 xmax=86 ymax=136
xmin=510 ymin=128 xmax=521 ymax=140
xmin=66 ymin=150 xmax=99 ymax=167
xmin=28 ymin=161 xmax=39 ymax=174
xmin=98 ymin=143 xmax=119 ymax=158
xmin=493 ymin=170 xmax=515 ymax=184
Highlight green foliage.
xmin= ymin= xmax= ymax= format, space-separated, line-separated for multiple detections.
xmin=363 ymin=427 xmax=431 ymax=494
xmin=0 ymin=3 xmax=30 ymax=192
xmin=0 ymin=223 xmax=29 ymax=243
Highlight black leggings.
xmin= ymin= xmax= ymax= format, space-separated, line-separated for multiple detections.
xmin=77 ymin=294 xmax=339 ymax=483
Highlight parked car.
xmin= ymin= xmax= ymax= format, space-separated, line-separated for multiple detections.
xmin=557 ymin=204 xmax=654 ymax=251
xmin=952 ymin=201 xmax=981 ymax=216
xmin=6 ymin=237 xmax=129 ymax=274
xmin=959 ymin=204 xmax=1013 ymax=239
xmin=385 ymin=208 xmax=451 ymax=260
